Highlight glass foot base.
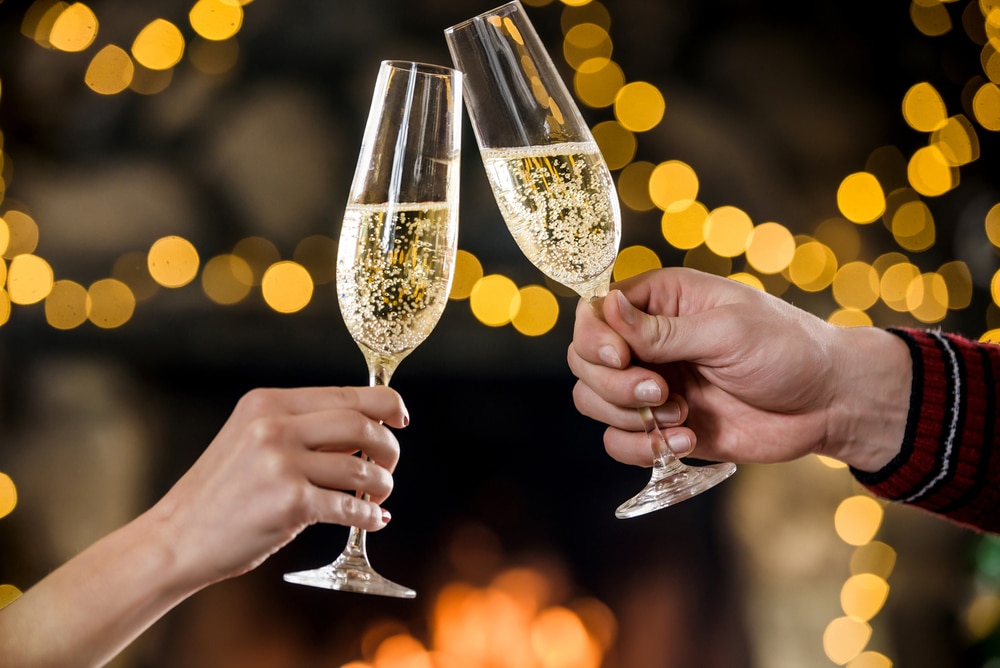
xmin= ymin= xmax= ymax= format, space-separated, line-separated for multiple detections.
xmin=283 ymin=552 xmax=416 ymax=598
xmin=615 ymin=461 xmax=737 ymax=519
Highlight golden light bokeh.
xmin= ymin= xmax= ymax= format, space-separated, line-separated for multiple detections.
xmin=511 ymin=285 xmax=560 ymax=337
xmin=613 ymin=244 xmax=661 ymax=281
xmin=834 ymin=495 xmax=884 ymax=547
xmin=132 ymin=19 xmax=185 ymax=71
xmin=261 ymin=261 xmax=313 ymax=314
xmin=85 ymin=44 xmax=134 ymax=95
xmin=45 ymin=279 xmax=90 ymax=330
xmin=49 ymin=2 xmax=98 ymax=53
xmin=470 ymin=274 xmax=519 ymax=327
xmin=189 ymin=0 xmax=244 ymax=42
xmin=88 ymin=278 xmax=136 ymax=329
xmin=148 ymin=235 xmax=200 ymax=288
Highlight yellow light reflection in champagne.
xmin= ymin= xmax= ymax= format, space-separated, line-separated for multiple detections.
xmin=85 ymin=44 xmax=134 ymax=95
xmin=202 ymin=254 xmax=253 ymax=305
xmin=832 ymin=262 xmax=880 ymax=310
xmin=746 ymin=221 xmax=795 ymax=274
xmin=891 ymin=199 xmax=936 ymax=251
xmin=574 ymin=58 xmax=625 ymax=109
xmin=132 ymin=19 xmax=185 ymax=70
xmin=988 ymin=202 xmax=1000 ymax=247
xmin=932 ymin=115 xmax=980 ymax=165
xmin=850 ymin=541 xmax=897 ymax=580
xmin=563 ymin=23 xmax=612 ymax=71
xmin=841 ymin=573 xmax=890 ymax=622
xmin=261 ymin=261 xmax=313 ymax=314
xmin=0 ymin=472 xmax=16 ymax=519
xmin=908 ymin=145 xmax=956 ymax=196
xmin=973 ymin=82 xmax=1000 ymax=130
xmin=882 ymin=261 xmax=921 ymax=311
xmin=511 ymin=285 xmax=559 ymax=337
xmin=450 ymin=250 xmax=483 ymax=301
xmin=88 ymin=279 xmax=134 ymax=328
xmin=938 ymin=260 xmax=973 ymax=310
xmin=614 ymin=81 xmax=665 ymax=132
xmin=835 ymin=495 xmax=884 ymax=546
xmin=49 ymin=2 xmax=98 ymax=53
xmin=847 ymin=650 xmax=893 ymax=668
xmin=530 ymin=606 xmax=601 ymax=668
xmin=613 ymin=245 xmax=661 ymax=281
xmin=828 ymin=308 xmax=873 ymax=327
xmin=1 ymin=210 xmax=39 ymax=257
xmin=189 ymin=0 xmax=244 ymax=41
xmin=233 ymin=236 xmax=280 ymax=286
xmin=902 ymin=81 xmax=948 ymax=132
xmin=837 ymin=172 xmax=886 ymax=224
xmin=662 ymin=201 xmax=708 ymax=250
xmin=148 ymin=235 xmax=199 ymax=288
xmin=616 ymin=161 xmax=655 ymax=212
xmin=8 ymin=254 xmax=53 ymax=305
xmin=590 ymin=120 xmax=635 ymax=170
xmin=112 ymin=251 xmax=159 ymax=302
xmin=189 ymin=36 xmax=240 ymax=75
xmin=910 ymin=0 xmax=952 ymax=36
xmin=649 ymin=160 xmax=698 ymax=212
xmin=789 ymin=241 xmax=837 ymax=292
xmin=293 ymin=234 xmax=337 ymax=285
xmin=45 ymin=279 xmax=89 ymax=329
xmin=0 ymin=584 xmax=21 ymax=610
xmin=470 ymin=274 xmax=518 ymax=327
xmin=823 ymin=616 xmax=872 ymax=665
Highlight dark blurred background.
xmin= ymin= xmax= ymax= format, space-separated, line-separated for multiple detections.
xmin=1 ymin=0 xmax=998 ymax=666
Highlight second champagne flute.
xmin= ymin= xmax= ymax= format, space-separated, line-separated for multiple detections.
xmin=283 ymin=60 xmax=462 ymax=597
xmin=445 ymin=1 xmax=735 ymax=518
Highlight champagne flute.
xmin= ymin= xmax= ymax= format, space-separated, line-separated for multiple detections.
xmin=445 ymin=1 xmax=735 ymax=519
xmin=283 ymin=60 xmax=462 ymax=596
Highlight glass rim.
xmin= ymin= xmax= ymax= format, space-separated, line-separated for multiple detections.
xmin=443 ymin=0 xmax=522 ymax=35
xmin=380 ymin=59 xmax=461 ymax=78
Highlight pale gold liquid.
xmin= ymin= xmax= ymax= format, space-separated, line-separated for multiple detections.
xmin=337 ymin=203 xmax=457 ymax=356
xmin=482 ymin=142 xmax=620 ymax=296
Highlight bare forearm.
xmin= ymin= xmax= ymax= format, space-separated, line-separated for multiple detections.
xmin=0 ymin=508 xmax=199 ymax=667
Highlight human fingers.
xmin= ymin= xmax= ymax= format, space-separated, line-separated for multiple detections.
xmin=303 ymin=487 xmax=391 ymax=532
xmin=288 ymin=408 xmax=401 ymax=472
xmin=602 ymin=424 xmax=698 ymax=466
xmin=232 ymin=386 xmax=410 ymax=430
xmin=570 ymin=297 xmax=633 ymax=369
xmin=295 ymin=449 xmax=394 ymax=503
xmin=572 ymin=380 xmax=688 ymax=432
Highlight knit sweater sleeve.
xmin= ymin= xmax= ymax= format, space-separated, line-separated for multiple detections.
xmin=850 ymin=327 xmax=1000 ymax=534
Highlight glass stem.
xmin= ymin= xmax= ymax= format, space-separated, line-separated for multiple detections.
xmin=587 ymin=295 xmax=681 ymax=471
xmin=342 ymin=353 xmax=399 ymax=559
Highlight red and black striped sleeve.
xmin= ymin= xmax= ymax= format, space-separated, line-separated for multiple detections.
xmin=851 ymin=327 xmax=1000 ymax=534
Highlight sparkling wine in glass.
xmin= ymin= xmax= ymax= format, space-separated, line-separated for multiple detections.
xmin=283 ymin=60 xmax=462 ymax=596
xmin=445 ymin=1 xmax=735 ymax=518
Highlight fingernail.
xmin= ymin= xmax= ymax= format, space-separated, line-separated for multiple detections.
xmin=635 ymin=379 xmax=661 ymax=403
xmin=655 ymin=401 xmax=681 ymax=424
xmin=667 ymin=433 xmax=693 ymax=457
xmin=598 ymin=345 xmax=622 ymax=369
xmin=380 ymin=509 xmax=392 ymax=526
xmin=402 ymin=409 xmax=410 ymax=427
xmin=615 ymin=290 xmax=637 ymax=325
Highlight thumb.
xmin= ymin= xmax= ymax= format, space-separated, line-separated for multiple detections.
xmin=602 ymin=289 xmax=712 ymax=366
